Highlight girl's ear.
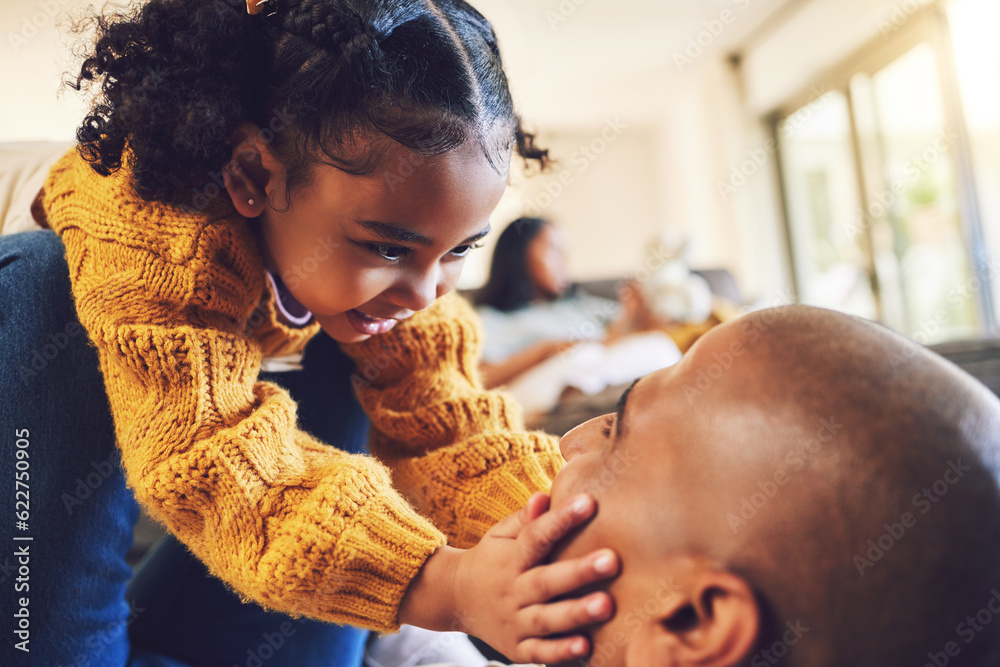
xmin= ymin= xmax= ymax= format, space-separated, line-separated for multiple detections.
xmin=223 ymin=121 xmax=282 ymax=218
xmin=630 ymin=569 xmax=759 ymax=667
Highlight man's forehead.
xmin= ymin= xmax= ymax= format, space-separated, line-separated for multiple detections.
xmin=622 ymin=364 xmax=685 ymax=422
xmin=617 ymin=339 xmax=749 ymax=452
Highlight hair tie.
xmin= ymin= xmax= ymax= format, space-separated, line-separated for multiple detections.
xmin=247 ymin=0 xmax=278 ymax=17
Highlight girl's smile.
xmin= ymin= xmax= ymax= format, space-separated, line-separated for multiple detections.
xmin=345 ymin=308 xmax=403 ymax=336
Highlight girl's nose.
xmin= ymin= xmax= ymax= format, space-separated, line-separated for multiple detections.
xmin=390 ymin=264 xmax=445 ymax=312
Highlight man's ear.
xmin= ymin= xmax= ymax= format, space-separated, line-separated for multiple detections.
xmin=630 ymin=569 xmax=759 ymax=667
xmin=222 ymin=121 xmax=282 ymax=218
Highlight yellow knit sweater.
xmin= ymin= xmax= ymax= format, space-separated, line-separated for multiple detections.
xmin=41 ymin=148 xmax=564 ymax=632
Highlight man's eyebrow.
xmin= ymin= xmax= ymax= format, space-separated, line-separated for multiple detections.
xmin=357 ymin=220 xmax=491 ymax=248
xmin=615 ymin=377 xmax=641 ymax=439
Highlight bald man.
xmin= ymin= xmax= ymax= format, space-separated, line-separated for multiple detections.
xmin=545 ymin=305 xmax=1000 ymax=667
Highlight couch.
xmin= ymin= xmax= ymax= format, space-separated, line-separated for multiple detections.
xmin=6 ymin=141 xmax=1000 ymax=552
xmin=0 ymin=142 xmax=74 ymax=235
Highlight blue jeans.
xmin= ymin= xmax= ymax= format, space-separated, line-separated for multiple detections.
xmin=0 ymin=230 xmax=370 ymax=666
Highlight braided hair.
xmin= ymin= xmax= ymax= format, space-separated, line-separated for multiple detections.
xmin=71 ymin=0 xmax=548 ymax=208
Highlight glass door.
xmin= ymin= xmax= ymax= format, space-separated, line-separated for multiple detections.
xmin=776 ymin=7 xmax=993 ymax=344
xmin=777 ymin=91 xmax=879 ymax=320
xmin=850 ymin=43 xmax=977 ymax=342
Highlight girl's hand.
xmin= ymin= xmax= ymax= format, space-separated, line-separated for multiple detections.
xmin=455 ymin=492 xmax=619 ymax=664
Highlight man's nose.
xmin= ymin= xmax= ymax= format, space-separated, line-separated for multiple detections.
xmin=559 ymin=415 xmax=608 ymax=461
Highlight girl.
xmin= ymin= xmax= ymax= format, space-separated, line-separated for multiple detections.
xmin=0 ymin=0 xmax=619 ymax=665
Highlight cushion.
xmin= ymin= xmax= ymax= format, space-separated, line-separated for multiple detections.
xmin=0 ymin=142 xmax=74 ymax=236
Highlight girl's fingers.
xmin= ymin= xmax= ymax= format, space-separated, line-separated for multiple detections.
xmin=490 ymin=492 xmax=551 ymax=540
xmin=528 ymin=491 xmax=551 ymax=521
xmin=518 ymin=591 xmax=614 ymax=638
xmin=519 ymin=494 xmax=596 ymax=565
xmin=525 ymin=491 xmax=551 ymax=521
xmin=516 ymin=634 xmax=592 ymax=666
xmin=518 ymin=549 xmax=619 ymax=604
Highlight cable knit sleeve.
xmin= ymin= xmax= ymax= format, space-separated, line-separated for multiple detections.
xmin=340 ymin=292 xmax=565 ymax=549
xmin=41 ymin=150 xmax=445 ymax=632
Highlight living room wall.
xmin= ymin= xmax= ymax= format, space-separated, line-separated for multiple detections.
xmin=1 ymin=0 xmax=797 ymax=304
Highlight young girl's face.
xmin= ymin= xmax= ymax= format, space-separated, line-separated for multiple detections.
xmin=251 ymin=139 xmax=508 ymax=343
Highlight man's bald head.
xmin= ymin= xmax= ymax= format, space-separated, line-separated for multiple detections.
xmin=551 ymin=305 xmax=1000 ymax=666
xmin=712 ymin=306 xmax=1000 ymax=664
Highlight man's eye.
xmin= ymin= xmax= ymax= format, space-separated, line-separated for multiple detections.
xmin=368 ymin=244 xmax=409 ymax=262
xmin=451 ymin=242 xmax=484 ymax=258
xmin=600 ymin=415 xmax=615 ymax=438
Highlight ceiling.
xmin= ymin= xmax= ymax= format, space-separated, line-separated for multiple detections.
xmin=471 ymin=0 xmax=798 ymax=127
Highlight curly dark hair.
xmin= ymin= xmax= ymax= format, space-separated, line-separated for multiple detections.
xmin=70 ymin=0 xmax=549 ymax=208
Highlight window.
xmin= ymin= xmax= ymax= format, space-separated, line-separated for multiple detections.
xmin=778 ymin=90 xmax=878 ymax=321
xmin=775 ymin=0 xmax=998 ymax=343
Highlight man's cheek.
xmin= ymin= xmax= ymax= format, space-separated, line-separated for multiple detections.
xmin=550 ymin=458 xmax=591 ymax=507
xmin=588 ymin=627 xmax=630 ymax=667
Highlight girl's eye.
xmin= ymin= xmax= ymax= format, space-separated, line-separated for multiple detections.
xmin=450 ymin=242 xmax=484 ymax=258
xmin=368 ymin=244 xmax=410 ymax=262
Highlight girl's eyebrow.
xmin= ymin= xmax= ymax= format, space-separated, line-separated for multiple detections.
xmin=356 ymin=220 xmax=491 ymax=247
xmin=357 ymin=220 xmax=431 ymax=246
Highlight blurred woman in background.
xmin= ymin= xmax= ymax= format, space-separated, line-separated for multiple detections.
xmin=474 ymin=217 xmax=619 ymax=388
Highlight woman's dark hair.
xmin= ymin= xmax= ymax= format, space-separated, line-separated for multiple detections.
xmin=476 ymin=216 xmax=558 ymax=312
xmin=71 ymin=0 xmax=549 ymax=208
